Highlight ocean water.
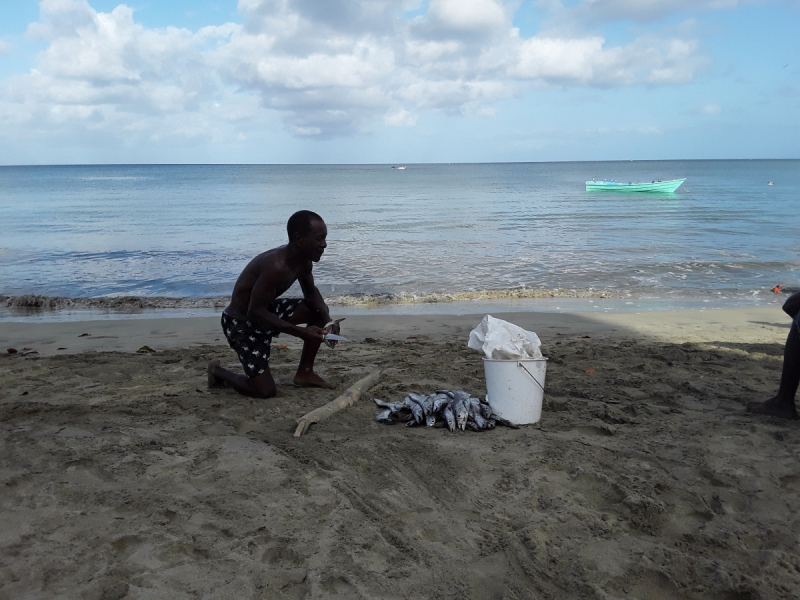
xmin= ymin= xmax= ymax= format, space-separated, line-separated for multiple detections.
xmin=1 ymin=160 xmax=798 ymax=319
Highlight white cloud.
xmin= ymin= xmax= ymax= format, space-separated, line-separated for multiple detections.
xmin=426 ymin=0 xmax=509 ymax=34
xmin=0 ymin=40 xmax=10 ymax=55
xmin=0 ymin=0 xmax=715 ymax=144
xmin=384 ymin=108 xmax=418 ymax=126
xmin=701 ymin=103 xmax=722 ymax=114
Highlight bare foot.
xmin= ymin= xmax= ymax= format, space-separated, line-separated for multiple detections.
xmin=293 ymin=371 xmax=336 ymax=389
xmin=207 ymin=359 xmax=223 ymax=388
xmin=746 ymin=396 xmax=798 ymax=420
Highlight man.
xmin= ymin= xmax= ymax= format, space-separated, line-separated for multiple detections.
xmin=747 ymin=290 xmax=800 ymax=420
xmin=208 ymin=210 xmax=341 ymax=398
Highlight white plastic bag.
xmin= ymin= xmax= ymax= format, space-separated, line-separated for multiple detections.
xmin=468 ymin=315 xmax=543 ymax=360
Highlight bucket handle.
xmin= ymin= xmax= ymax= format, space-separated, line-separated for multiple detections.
xmin=517 ymin=362 xmax=545 ymax=392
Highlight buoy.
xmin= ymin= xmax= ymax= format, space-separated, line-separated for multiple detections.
xmin=772 ymin=285 xmax=782 ymax=293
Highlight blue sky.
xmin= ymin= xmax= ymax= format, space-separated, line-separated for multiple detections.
xmin=0 ymin=0 xmax=797 ymax=164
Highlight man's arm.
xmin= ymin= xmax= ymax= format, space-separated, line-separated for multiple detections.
xmin=246 ymin=267 xmax=324 ymax=342
xmin=297 ymin=263 xmax=334 ymax=330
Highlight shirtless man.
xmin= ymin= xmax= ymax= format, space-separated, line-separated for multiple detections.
xmin=746 ymin=290 xmax=800 ymax=420
xmin=207 ymin=210 xmax=340 ymax=398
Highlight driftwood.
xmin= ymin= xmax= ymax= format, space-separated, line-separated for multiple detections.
xmin=293 ymin=370 xmax=383 ymax=438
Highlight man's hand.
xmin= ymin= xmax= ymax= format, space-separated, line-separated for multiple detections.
xmin=302 ymin=325 xmax=327 ymax=343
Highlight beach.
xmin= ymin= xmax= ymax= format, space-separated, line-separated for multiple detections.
xmin=2 ymin=306 xmax=799 ymax=599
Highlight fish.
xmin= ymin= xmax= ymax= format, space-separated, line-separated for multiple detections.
xmin=404 ymin=397 xmax=425 ymax=424
xmin=374 ymin=398 xmax=408 ymax=413
xmin=452 ymin=398 xmax=469 ymax=431
xmin=448 ymin=390 xmax=473 ymax=403
xmin=375 ymin=408 xmax=396 ymax=424
xmin=407 ymin=392 xmax=429 ymax=405
xmin=431 ymin=393 xmax=450 ymax=414
xmin=443 ymin=404 xmax=457 ymax=432
xmin=479 ymin=402 xmax=493 ymax=420
xmin=468 ymin=398 xmax=488 ymax=429
xmin=374 ymin=389 xmax=518 ymax=433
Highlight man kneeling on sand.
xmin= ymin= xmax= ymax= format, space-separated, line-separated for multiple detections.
xmin=208 ymin=210 xmax=340 ymax=398
xmin=747 ymin=290 xmax=800 ymax=420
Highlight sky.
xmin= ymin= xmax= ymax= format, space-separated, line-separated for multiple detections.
xmin=0 ymin=0 xmax=797 ymax=164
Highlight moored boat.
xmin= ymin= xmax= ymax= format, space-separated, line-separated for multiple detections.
xmin=586 ymin=178 xmax=685 ymax=193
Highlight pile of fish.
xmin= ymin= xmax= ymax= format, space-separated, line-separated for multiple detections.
xmin=374 ymin=390 xmax=519 ymax=432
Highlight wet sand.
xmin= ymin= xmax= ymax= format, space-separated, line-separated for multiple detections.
xmin=1 ymin=307 xmax=799 ymax=599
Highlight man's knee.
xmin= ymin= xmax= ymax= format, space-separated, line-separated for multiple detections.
xmin=291 ymin=300 xmax=326 ymax=327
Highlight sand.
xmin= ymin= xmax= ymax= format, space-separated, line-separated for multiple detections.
xmin=1 ymin=307 xmax=799 ymax=599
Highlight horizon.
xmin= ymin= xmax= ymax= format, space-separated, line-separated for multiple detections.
xmin=1 ymin=1 xmax=798 ymax=165
xmin=2 ymin=158 xmax=799 ymax=168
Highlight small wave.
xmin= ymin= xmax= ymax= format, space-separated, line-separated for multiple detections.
xmin=325 ymin=287 xmax=630 ymax=306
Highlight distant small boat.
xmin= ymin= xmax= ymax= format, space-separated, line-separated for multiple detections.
xmin=768 ymin=181 xmax=774 ymax=185
xmin=392 ymin=165 xmax=406 ymax=170
xmin=586 ymin=178 xmax=685 ymax=193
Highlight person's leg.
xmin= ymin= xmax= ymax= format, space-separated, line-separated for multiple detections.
xmin=208 ymin=359 xmax=278 ymax=398
xmin=285 ymin=300 xmax=336 ymax=389
xmin=747 ymin=321 xmax=800 ymax=419
xmin=209 ymin=313 xmax=279 ymax=398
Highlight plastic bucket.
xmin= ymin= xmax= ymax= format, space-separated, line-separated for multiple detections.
xmin=483 ymin=358 xmax=547 ymax=425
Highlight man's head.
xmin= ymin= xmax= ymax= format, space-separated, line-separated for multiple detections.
xmin=287 ymin=210 xmax=327 ymax=262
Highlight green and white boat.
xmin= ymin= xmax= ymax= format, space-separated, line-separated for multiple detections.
xmin=586 ymin=178 xmax=686 ymax=193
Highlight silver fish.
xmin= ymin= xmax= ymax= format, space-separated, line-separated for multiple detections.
xmin=443 ymin=404 xmax=457 ymax=432
xmin=449 ymin=390 xmax=473 ymax=403
xmin=431 ymin=393 xmax=450 ymax=414
xmin=374 ymin=398 xmax=407 ymax=413
xmin=404 ymin=397 xmax=425 ymax=424
xmin=452 ymin=398 xmax=469 ymax=431
xmin=375 ymin=408 xmax=396 ymax=424
xmin=420 ymin=395 xmax=435 ymax=417
xmin=481 ymin=405 xmax=493 ymax=420
xmin=468 ymin=399 xmax=488 ymax=430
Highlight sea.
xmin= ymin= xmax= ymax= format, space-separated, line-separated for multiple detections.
xmin=1 ymin=160 xmax=798 ymax=321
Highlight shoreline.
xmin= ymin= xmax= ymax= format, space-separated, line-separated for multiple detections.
xmin=0 ymin=294 xmax=791 ymax=326
xmin=1 ymin=305 xmax=792 ymax=356
xmin=1 ymin=287 xmax=794 ymax=323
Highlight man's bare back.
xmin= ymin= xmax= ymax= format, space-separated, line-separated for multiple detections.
xmin=208 ymin=211 xmax=340 ymax=398
xmin=225 ymin=246 xmax=308 ymax=321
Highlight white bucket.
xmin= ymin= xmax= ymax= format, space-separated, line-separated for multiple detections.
xmin=483 ymin=358 xmax=547 ymax=425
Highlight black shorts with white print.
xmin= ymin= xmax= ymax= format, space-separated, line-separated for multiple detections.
xmin=221 ymin=298 xmax=303 ymax=378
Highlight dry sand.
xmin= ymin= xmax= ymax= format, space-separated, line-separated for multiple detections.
xmin=1 ymin=307 xmax=799 ymax=599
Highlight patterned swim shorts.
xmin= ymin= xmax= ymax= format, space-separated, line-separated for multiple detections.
xmin=221 ymin=298 xmax=303 ymax=378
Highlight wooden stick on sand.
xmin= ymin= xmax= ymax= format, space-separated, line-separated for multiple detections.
xmin=293 ymin=370 xmax=383 ymax=438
